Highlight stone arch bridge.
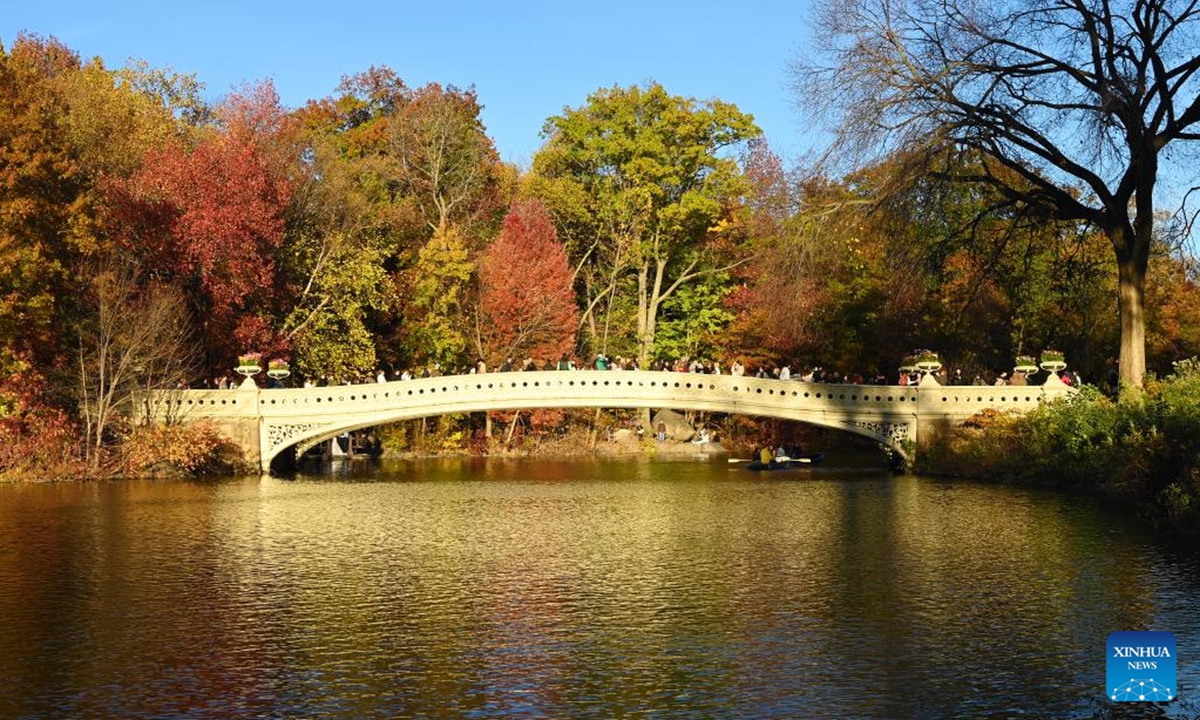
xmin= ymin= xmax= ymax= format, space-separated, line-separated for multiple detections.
xmin=145 ymin=370 xmax=1075 ymax=472
xmin=144 ymin=370 xmax=1073 ymax=472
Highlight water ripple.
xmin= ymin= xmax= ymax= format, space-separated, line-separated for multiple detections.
xmin=0 ymin=463 xmax=1195 ymax=718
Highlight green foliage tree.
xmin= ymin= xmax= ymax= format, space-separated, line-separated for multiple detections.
xmin=405 ymin=224 xmax=474 ymax=369
xmin=533 ymin=82 xmax=760 ymax=365
xmin=286 ymin=233 xmax=389 ymax=382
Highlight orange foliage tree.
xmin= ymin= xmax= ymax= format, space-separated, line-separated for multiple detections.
xmin=477 ymin=199 xmax=578 ymax=364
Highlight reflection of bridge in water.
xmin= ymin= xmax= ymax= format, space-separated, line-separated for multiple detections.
xmin=145 ymin=370 xmax=1075 ymax=472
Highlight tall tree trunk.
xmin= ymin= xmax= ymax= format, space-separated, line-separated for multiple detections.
xmin=636 ymin=261 xmax=651 ymax=366
xmin=636 ymin=257 xmax=671 ymax=368
xmin=1113 ymin=227 xmax=1148 ymax=390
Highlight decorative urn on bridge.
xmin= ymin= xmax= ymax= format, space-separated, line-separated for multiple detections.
xmin=1014 ymin=354 xmax=1039 ymax=376
xmin=267 ymin=359 xmax=291 ymax=381
xmin=912 ymin=350 xmax=942 ymax=375
xmin=1039 ymin=349 xmax=1067 ymax=374
xmin=236 ymin=352 xmax=262 ymax=380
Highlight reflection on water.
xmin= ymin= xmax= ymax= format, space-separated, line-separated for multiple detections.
xmin=0 ymin=459 xmax=1196 ymax=718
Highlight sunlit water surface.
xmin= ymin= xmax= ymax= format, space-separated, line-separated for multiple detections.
xmin=0 ymin=457 xmax=1197 ymax=718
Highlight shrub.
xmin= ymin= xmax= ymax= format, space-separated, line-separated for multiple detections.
xmin=122 ymin=421 xmax=243 ymax=477
xmin=925 ymin=371 xmax=1200 ymax=535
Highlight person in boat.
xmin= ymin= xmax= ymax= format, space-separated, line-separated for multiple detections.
xmin=759 ymin=446 xmax=773 ymax=465
xmin=775 ymin=445 xmax=788 ymax=460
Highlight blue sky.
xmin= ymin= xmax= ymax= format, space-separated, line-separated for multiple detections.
xmin=2 ymin=1 xmax=821 ymax=168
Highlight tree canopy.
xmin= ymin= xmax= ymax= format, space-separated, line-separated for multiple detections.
xmin=4 ymin=31 xmax=1200 ymax=472
xmin=794 ymin=0 xmax=1200 ymax=387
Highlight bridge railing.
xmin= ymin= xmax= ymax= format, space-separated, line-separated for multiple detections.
xmin=147 ymin=371 xmax=930 ymax=419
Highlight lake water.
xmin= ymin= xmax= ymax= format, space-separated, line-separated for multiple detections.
xmin=1 ymin=457 xmax=1196 ymax=718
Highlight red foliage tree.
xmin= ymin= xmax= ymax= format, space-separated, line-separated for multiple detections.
xmin=478 ymin=200 xmax=578 ymax=364
xmin=0 ymin=357 xmax=82 ymax=479
xmin=108 ymin=83 xmax=293 ymax=369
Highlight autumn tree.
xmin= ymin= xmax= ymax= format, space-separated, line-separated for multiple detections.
xmin=75 ymin=263 xmax=195 ymax=469
xmin=534 ymin=82 xmax=760 ymax=366
xmin=60 ymin=59 xmax=194 ymax=180
xmin=0 ymin=35 xmax=93 ymax=375
xmin=794 ymin=0 xmax=1200 ymax=387
xmin=110 ymin=82 xmax=293 ymax=369
xmin=390 ymin=82 xmax=505 ymax=237
xmin=291 ymin=69 xmax=509 ymax=376
xmin=478 ymin=200 xmax=578 ymax=362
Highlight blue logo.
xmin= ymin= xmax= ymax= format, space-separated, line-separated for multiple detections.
xmin=1107 ymin=631 xmax=1177 ymax=702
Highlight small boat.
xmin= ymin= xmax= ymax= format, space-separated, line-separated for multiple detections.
xmin=742 ymin=452 xmax=825 ymax=470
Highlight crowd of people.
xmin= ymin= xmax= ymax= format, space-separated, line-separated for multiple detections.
xmin=202 ymin=353 xmax=1083 ymax=390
